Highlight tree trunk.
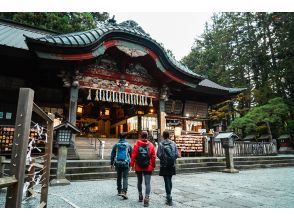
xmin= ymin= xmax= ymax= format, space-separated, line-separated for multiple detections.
xmin=265 ymin=121 xmax=273 ymax=142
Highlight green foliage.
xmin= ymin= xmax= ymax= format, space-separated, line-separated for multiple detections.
xmin=230 ymin=98 xmax=289 ymax=137
xmin=183 ymin=12 xmax=294 ymax=136
xmin=0 ymin=12 xmax=109 ymax=33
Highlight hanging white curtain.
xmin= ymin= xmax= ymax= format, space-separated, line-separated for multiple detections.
xmin=95 ymin=90 xmax=99 ymax=101
xmin=87 ymin=89 xmax=92 ymax=100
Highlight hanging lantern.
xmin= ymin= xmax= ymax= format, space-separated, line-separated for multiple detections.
xmin=87 ymin=89 xmax=92 ymax=100
xmin=149 ymin=97 xmax=153 ymax=107
xmin=95 ymin=90 xmax=99 ymax=101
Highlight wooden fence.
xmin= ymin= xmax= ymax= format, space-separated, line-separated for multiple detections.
xmin=0 ymin=88 xmax=54 ymax=208
xmin=212 ymin=141 xmax=278 ymax=157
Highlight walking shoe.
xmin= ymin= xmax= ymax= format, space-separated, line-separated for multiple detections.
xmin=121 ymin=191 xmax=128 ymax=200
xmin=143 ymin=196 xmax=149 ymax=207
xmin=138 ymin=193 xmax=143 ymax=202
xmin=117 ymin=191 xmax=123 ymax=196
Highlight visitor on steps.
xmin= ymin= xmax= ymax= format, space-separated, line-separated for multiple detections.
xmin=130 ymin=131 xmax=156 ymax=207
xmin=110 ymin=132 xmax=132 ymax=200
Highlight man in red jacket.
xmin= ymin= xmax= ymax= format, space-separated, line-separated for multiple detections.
xmin=130 ymin=131 xmax=156 ymax=207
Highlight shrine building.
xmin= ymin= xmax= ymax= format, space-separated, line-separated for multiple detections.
xmin=0 ymin=18 xmax=245 ymax=157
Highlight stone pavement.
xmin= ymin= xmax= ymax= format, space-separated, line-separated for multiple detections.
xmin=1 ymin=167 xmax=294 ymax=208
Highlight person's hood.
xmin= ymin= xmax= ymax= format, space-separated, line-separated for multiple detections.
xmin=135 ymin=139 xmax=150 ymax=146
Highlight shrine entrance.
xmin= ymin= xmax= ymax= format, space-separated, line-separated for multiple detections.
xmin=75 ymin=88 xmax=158 ymax=139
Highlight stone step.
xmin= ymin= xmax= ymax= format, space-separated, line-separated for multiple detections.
xmin=48 ymin=156 xmax=294 ymax=181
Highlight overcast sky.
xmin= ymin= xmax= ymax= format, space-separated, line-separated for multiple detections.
xmin=112 ymin=12 xmax=213 ymax=60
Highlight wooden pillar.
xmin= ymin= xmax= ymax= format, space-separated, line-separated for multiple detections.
xmin=157 ymin=99 xmax=166 ymax=142
xmin=40 ymin=113 xmax=54 ymax=207
xmin=138 ymin=115 xmax=142 ymax=135
xmin=69 ymin=86 xmax=79 ymax=125
xmin=6 ymin=88 xmax=34 ymax=208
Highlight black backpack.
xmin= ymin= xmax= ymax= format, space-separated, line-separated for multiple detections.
xmin=162 ymin=142 xmax=176 ymax=167
xmin=136 ymin=144 xmax=150 ymax=168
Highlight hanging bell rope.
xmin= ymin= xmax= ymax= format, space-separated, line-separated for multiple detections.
xmin=87 ymin=89 xmax=92 ymax=100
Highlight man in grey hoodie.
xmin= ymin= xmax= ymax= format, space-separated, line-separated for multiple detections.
xmin=156 ymin=130 xmax=178 ymax=206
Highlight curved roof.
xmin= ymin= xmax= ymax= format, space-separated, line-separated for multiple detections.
xmin=25 ymin=20 xmax=203 ymax=80
xmin=0 ymin=18 xmax=246 ymax=95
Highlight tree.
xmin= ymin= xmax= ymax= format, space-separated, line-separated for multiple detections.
xmin=230 ymin=98 xmax=289 ymax=140
xmin=0 ymin=12 xmax=109 ymax=33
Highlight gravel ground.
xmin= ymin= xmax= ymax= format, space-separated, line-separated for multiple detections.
xmin=1 ymin=167 xmax=294 ymax=208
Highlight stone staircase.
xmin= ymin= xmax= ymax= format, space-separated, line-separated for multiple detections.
xmin=73 ymin=137 xmax=137 ymax=160
xmin=50 ymin=155 xmax=294 ymax=181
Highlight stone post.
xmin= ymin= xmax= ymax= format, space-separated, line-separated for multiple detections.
xmin=222 ymin=147 xmax=239 ymax=173
xmin=50 ymin=146 xmax=71 ymax=185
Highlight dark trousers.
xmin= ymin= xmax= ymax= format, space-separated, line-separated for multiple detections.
xmin=116 ymin=167 xmax=129 ymax=192
xmin=163 ymin=175 xmax=173 ymax=196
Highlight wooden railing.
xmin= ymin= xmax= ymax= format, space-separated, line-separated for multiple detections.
xmin=0 ymin=88 xmax=54 ymax=208
xmin=212 ymin=141 xmax=278 ymax=157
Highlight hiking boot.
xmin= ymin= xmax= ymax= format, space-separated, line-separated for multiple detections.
xmin=138 ymin=193 xmax=143 ymax=202
xmin=143 ymin=196 xmax=149 ymax=207
xmin=165 ymin=195 xmax=173 ymax=206
xmin=121 ymin=191 xmax=128 ymax=200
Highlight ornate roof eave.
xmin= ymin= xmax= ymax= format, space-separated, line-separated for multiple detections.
xmin=24 ymin=24 xmax=204 ymax=82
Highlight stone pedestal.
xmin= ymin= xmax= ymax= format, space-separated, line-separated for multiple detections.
xmin=50 ymin=146 xmax=70 ymax=186
xmin=222 ymin=148 xmax=239 ymax=173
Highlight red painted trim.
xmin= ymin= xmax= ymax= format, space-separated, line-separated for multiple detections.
xmin=103 ymin=40 xmax=118 ymax=49
xmin=59 ymin=53 xmax=94 ymax=60
xmin=145 ymin=48 xmax=158 ymax=60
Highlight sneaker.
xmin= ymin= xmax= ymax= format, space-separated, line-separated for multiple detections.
xmin=143 ymin=196 xmax=149 ymax=207
xmin=121 ymin=192 xmax=128 ymax=200
xmin=138 ymin=193 xmax=143 ymax=202
xmin=117 ymin=191 xmax=123 ymax=196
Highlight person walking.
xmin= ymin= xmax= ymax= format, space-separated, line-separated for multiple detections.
xmin=157 ymin=130 xmax=178 ymax=206
xmin=110 ymin=132 xmax=132 ymax=199
xmin=130 ymin=131 xmax=156 ymax=207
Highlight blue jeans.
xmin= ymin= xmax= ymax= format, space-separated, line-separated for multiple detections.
xmin=116 ymin=167 xmax=129 ymax=192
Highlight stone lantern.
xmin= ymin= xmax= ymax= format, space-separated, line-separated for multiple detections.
xmin=50 ymin=121 xmax=80 ymax=186
xmin=215 ymin=132 xmax=239 ymax=173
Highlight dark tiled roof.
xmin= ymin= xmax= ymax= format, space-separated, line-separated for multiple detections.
xmin=199 ymin=79 xmax=246 ymax=93
xmin=0 ymin=19 xmax=55 ymax=50
xmin=26 ymin=20 xmax=203 ymax=79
